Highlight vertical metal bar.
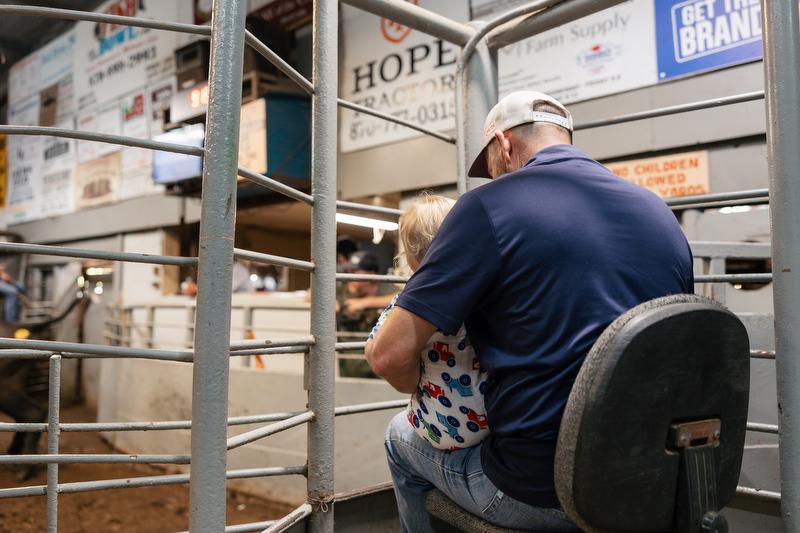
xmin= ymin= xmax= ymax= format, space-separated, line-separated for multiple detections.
xmin=46 ymin=354 xmax=62 ymax=533
xmin=188 ymin=0 xmax=247 ymax=530
xmin=762 ymin=1 xmax=800 ymax=530
xmin=708 ymin=257 xmax=726 ymax=305
xmin=456 ymin=25 xmax=497 ymax=195
xmin=186 ymin=306 xmax=196 ymax=349
xmin=307 ymin=0 xmax=337 ymax=531
xmin=146 ymin=306 xmax=155 ymax=349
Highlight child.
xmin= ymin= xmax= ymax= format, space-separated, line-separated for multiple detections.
xmin=369 ymin=194 xmax=489 ymax=450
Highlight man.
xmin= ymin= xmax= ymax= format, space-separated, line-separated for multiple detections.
xmin=0 ymin=264 xmax=25 ymax=323
xmin=366 ymin=91 xmax=693 ymax=532
xmin=337 ymin=251 xmax=396 ymax=378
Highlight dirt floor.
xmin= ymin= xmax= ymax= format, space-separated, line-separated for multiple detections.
xmin=0 ymin=405 xmax=295 ymax=533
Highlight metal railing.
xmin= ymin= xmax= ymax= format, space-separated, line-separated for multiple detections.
xmin=0 ymin=0 xmax=796 ymax=532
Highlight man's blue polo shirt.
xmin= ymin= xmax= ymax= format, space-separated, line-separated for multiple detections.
xmin=396 ymin=144 xmax=694 ymax=508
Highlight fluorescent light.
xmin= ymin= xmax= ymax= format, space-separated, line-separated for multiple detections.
xmin=336 ymin=213 xmax=398 ymax=231
xmin=719 ymin=205 xmax=753 ymax=214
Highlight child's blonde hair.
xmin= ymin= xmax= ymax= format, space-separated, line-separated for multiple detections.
xmin=399 ymin=193 xmax=456 ymax=271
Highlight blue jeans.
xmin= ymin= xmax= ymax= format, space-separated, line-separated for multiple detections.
xmin=385 ymin=412 xmax=582 ymax=533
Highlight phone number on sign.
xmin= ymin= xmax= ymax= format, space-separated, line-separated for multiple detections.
xmin=88 ymin=47 xmax=158 ymax=87
xmin=348 ymin=100 xmax=455 ymax=142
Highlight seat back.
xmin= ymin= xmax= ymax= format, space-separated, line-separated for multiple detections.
xmin=555 ymin=294 xmax=750 ymax=533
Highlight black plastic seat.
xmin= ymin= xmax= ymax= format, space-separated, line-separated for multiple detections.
xmin=428 ymin=294 xmax=750 ymax=533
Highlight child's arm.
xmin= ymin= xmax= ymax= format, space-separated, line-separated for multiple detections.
xmin=367 ymin=294 xmax=399 ymax=340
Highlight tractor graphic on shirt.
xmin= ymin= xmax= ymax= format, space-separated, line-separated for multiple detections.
xmin=459 ymin=406 xmax=489 ymax=432
xmin=418 ymin=416 xmax=442 ymax=445
xmin=421 ymin=382 xmax=452 ymax=408
xmin=428 ymin=342 xmax=456 ymax=367
xmin=436 ymin=412 xmax=465 ymax=444
xmin=441 ymin=372 xmax=473 ymax=397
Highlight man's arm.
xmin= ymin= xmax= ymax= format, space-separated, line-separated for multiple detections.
xmin=366 ymin=306 xmax=436 ymax=394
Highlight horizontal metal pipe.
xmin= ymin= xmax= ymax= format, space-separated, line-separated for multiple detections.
xmin=748 ymin=422 xmax=780 ymax=434
xmin=487 ymin=0 xmax=622 ymax=50
xmin=0 ymin=242 xmax=197 ymax=266
xmin=335 ymin=273 xmax=408 ymax=283
xmin=0 ymin=338 xmax=190 ymax=361
xmin=691 ymin=241 xmax=771 ymax=260
xmin=0 ymin=466 xmax=305 ymax=500
xmin=334 ymin=399 xmax=408 ymax=416
xmin=228 ymin=347 xmax=308 ymax=356
xmin=0 ymin=125 xmax=203 ymax=156
xmin=0 ymin=411 xmax=306 ymax=434
xmin=751 ymin=350 xmax=777 ymax=360
xmin=0 ymin=454 xmax=190 ymax=465
xmin=694 ymin=274 xmax=773 ymax=283
xmin=736 ymin=486 xmax=782 ymax=502
xmin=244 ymin=31 xmax=314 ymax=94
xmin=233 ymin=248 xmax=315 ymax=272
xmin=574 ymin=91 xmax=765 ymax=131
xmin=335 ymin=200 xmax=403 ymax=218
xmin=180 ymin=521 xmax=278 ymax=533
xmin=237 ymin=166 xmax=314 ymax=205
xmin=666 ymin=188 xmax=769 ymax=207
xmin=2 ymin=400 xmax=410 ymax=436
xmin=337 ymin=99 xmax=456 ymax=144
xmin=0 ymin=5 xmax=210 ymax=35
xmin=670 ymin=198 xmax=770 ymax=211
xmin=340 ymin=0 xmax=474 ymax=46
xmin=226 ymin=412 xmax=314 ymax=450
xmin=335 ymin=342 xmax=367 ymax=352
xmin=230 ymin=336 xmax=315 ymax=351
xmin=264 ymin=503 xmax=313 ymax=533
xmin=0 ymin=350 xmax=56 ymax=360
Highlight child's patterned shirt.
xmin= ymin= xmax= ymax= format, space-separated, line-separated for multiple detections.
xmin=370 ymin=295 xmax=489 ymax=450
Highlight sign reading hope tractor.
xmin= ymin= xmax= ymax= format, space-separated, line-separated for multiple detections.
xmin=607 ymin=151 xmax=710 ymax=199
xmin=340 ymin=0 xmax=469 ymax=152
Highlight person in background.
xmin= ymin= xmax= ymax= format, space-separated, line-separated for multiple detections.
xmin=0 ymin=264 xmax=26 ymax=323
xmin=337 ymin=251 xmax=397 ymax=378
xmin=337 ymin=236 xmax=359 ymax=269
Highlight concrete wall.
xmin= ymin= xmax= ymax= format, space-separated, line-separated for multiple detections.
xmin=97 ymin=357 xmax=405 ymax=504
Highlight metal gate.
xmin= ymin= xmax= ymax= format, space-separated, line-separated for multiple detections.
xmin=0 ymin=0 xmax=798 ymax=532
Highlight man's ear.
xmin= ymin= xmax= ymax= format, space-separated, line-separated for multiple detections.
xmin=494 ymin=130 xmax=512 ymax=166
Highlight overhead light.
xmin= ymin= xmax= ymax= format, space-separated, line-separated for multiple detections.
xmin=719 ymin=205 xmax=753 ymax=214
xmin=335 ymin=212 xmax=398 ymax=231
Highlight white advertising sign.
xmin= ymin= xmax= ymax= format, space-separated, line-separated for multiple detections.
xmin=7 ymin=52 xmax=40 ymax=109
xmin=73 ymin=0 xmax=188 ymax=110
xmin=6 ymin=97 xmax=42 ymax=224
xmin=340 ymin=0 xmax=469 ymax=152
xmin=120 ymin=91 xmax=161 ymax=200
xmin=40 ymin=118 xmax=77 ymax=217
xmin=39 ymin=30 xmax=76 ymax=92
xmin=77 ymin=102 xmax=122 ymax=163
xmin=497 ymin=0 xmax=658 ymax=103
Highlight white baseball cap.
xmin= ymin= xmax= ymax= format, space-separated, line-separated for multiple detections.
xmin=468 ymin=90 xmax=573 ymax=177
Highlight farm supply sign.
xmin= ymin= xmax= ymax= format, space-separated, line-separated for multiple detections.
xmin=656 ymin=0 xmax=763 ymax=80
xmin=607 ymin=151 xmax=710 ymax=199
xmin=340 ymin=0 xmax=469 ymax=152
xmin=73 ymin=0 xmax=188 ymax=110
xmin=497 ymin=0 xmax=658 ymax=104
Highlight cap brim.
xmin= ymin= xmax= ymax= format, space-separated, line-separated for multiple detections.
xmin=468 ymin=145 xmax=490 ymax=178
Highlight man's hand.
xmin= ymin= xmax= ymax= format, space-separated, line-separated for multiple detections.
xmin=365 ymin=305 xmax=436 ymax=394
xmin=342 ymin=297 xmax=370 ymax=314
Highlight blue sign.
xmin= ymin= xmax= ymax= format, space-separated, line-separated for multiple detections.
xmin=656 ymin=0 xmax=763 ymax=81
